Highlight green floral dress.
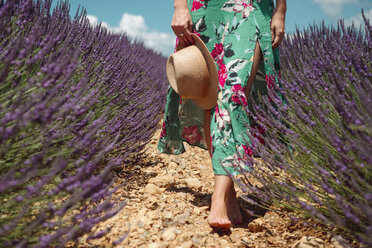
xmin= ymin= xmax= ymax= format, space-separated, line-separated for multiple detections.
xmin=158 ymin=0 xmax=281 ymax=175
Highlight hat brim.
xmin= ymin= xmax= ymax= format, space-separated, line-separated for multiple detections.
xmin=176 ymin=34 xmax=218 ymax=110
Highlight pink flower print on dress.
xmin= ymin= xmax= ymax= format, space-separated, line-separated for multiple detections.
xmin=233 ymin=0 xmax=255 ymax=18
xmin=218 ymin=61 xmax=227 ymax=88
xmin=215 ymin=105 xmax=231 ymax=130
xmin=182 ymin=125 xmax=203 ymax=144
xmin=211 ymin=43 xmax=224 ymax=61
xmin=191 ymin=0 xmax=205 ymax=11
xmin=231 ymin=84 xmax=248 ymax=106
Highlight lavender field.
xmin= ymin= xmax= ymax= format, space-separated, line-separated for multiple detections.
xmin=1 ymin=0 xmax=371 ymax=247
xmin=0 ymin=0 xmax=167 ymax=247
xmin=237 ymin=11 xmax=372 ymax=246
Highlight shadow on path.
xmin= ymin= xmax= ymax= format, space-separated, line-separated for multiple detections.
xmin=165 ymin=186 xmax=212 ymax=208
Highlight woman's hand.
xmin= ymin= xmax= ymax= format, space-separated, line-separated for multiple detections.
xmin=271 ymin=0 xmax=286 ymax=49
xmin=171 ymin=0 xmax=194 ymax=46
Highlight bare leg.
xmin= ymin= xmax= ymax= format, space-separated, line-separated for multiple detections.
xmin=227 ymin=184 xmax=243 ymax=224
xmin=245 ymin=41 xmax=263 ymax=98
xmin=208 ymin=175 xmax=232 ymax=228
xmin=226 ymin=41 xmax=263 ymax=224
xmin=206 ymin=42 xmax=262 ymax=227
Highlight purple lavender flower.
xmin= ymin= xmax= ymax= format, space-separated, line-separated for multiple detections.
xmin=0 ymin=0 xmax=167 ymax=246
xmin=235 ymin=10 xmax=372 ymax=246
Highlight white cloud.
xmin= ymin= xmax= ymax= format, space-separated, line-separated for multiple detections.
xmin=312 ymin=0 xmax=359 ymax=19
xmin=87 ymin=13 xmax=175 ymax=56
xmin=344 ymin=8 xmax=372 ymax=27
xmin=87 ymin=15 xmax=109 ymax=29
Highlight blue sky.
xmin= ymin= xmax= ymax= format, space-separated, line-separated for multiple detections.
xmin=61 ymin=0 xmax=372 ymax=56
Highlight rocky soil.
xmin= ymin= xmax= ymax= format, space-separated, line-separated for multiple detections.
xmin=76 ymin=128 xmax=357 ymax=248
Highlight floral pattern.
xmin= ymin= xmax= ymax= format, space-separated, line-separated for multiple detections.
xmin=158 ymin=0 xmax=281 ymax=175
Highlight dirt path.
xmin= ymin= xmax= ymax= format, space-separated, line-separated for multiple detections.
xmin=77 ymin=128 xmax=350 ymax=248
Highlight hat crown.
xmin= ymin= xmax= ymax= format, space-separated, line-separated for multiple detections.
xmin=167 ymin=46 xmax=209 ymax=99
xmin=166 ymin=34 xmax=218 ymax=110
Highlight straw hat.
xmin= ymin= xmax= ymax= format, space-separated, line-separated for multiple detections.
xmin=166 ymin=33 xmax=218 ymax=110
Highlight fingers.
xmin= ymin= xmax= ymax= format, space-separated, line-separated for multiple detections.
xmin=172 ymin=23 xmax=194 ymax=46
xmin=272 ymin=30 xmax=285 ymax=49
xmin=271 ymin=24 xmax=285 ymax=49
xmin=186 ymin=22 xmax=195 ymax=45
xmin=172 ymin=26 xmax=186 ymax=45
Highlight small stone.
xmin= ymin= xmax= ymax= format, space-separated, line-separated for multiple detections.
xmin=220 ymin=239 xmax=229 ymax=246
xmin=176 ymin=192 xmax=187 ymax=199
xmin=168 ymin=162 xmax=178 ymax=170
xmin=292 ymin=236 xmax=325 ymax=248
xmin=148 ymin=210 xmax=159 ymax=220
xmin=148 ymin=243 xmax=159 ymax=248
xmin=192 ymin=237 xmax=200 ymax=244
xmin=145 ymin=184 xmax=162 ymax=195
xmin=181 ymin=240 xmax=193 ymax=248
xmin=160 ymin=175 xmax=176 ymax=187
xmin=193 ymin=170 xmax=200 ymax=176
xmin=148 ymin=201 xmax=159 ymax=210
xmin=168 ymin=169 xmax=178 ymax=176
xmin=161 ymin=210 xmax=173 ymax=221
xmin=193 ymin=206 xmax=208 ymax=216
xmin=331 ymin=235 xmax=351 ymax=248
xmin=175 ymin=211 xmax=190 ymax=224
xmin=162 ymin=228 xmax=176 ymax=241
xmin=180 ymin=233 xmax=191 ymax=242
xmin=185 ymin=178 xmax=202 ymax=190
xmin=140 ymin=217 xmax=152 ymax=228
xmin=248 ymin=219 xmax=264 ymax=233
xmin=197 ymin=164 xmax=206 ymax=170
xmin=137 ymin=207 xmax=147 ymax=218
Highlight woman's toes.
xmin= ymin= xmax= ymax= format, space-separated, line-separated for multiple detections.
xmin=219 ymin=219 xmax=231 ymax=229
xmin=207 ymin=216 xmax=220 ymax=227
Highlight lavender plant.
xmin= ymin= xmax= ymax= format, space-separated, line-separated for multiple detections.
xmin=0 ymin=0 xmax=167 ymax=247
xmin=235 ymin=12 xmax=372 ymax=245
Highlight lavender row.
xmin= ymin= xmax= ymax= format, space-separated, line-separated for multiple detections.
xmin=0 ymin=0 xmax=167 ymax=247
xmin=234 ymin=12 xmax=371 ymax=245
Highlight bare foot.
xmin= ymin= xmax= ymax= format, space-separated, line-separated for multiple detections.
xmin=207 ymin=194 xmax=231 ymax=229
xmin=227 ymin=187 xmax=243 ymax=225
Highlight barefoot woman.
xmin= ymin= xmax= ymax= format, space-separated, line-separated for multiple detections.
xmin=159 ymin=0 xmax=286 ymax=228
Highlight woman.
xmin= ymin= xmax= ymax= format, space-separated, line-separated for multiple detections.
xmin=159 ymin=0 xmax=286 ymax=228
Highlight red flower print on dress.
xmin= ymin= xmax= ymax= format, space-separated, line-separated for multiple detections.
xmin=218 ymin=61 xmax=227 ymax=88
xmin=242 ymin=144 xmax=253 ymax=157
xmin=211 ymin=43 xmax=224 ymax=60
xmin=193 ymin=31 xmax=201 ymax=37
xmin=182 ymin=125 xmax=203 ymax=144
xmin=265 ymin=74 xmax=277 ymax=103
xmin=250 ymin=116 xmax=266 ymax=144
xmin=160 ymin=122 xmax=167 ymax=138
xmin=231 ymin=84 xmax=248 ymax=106
xmin=265 ymin=74 xmax=275 ymax=89
xmin=191 ymin=0 xmax=205 ymax=11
